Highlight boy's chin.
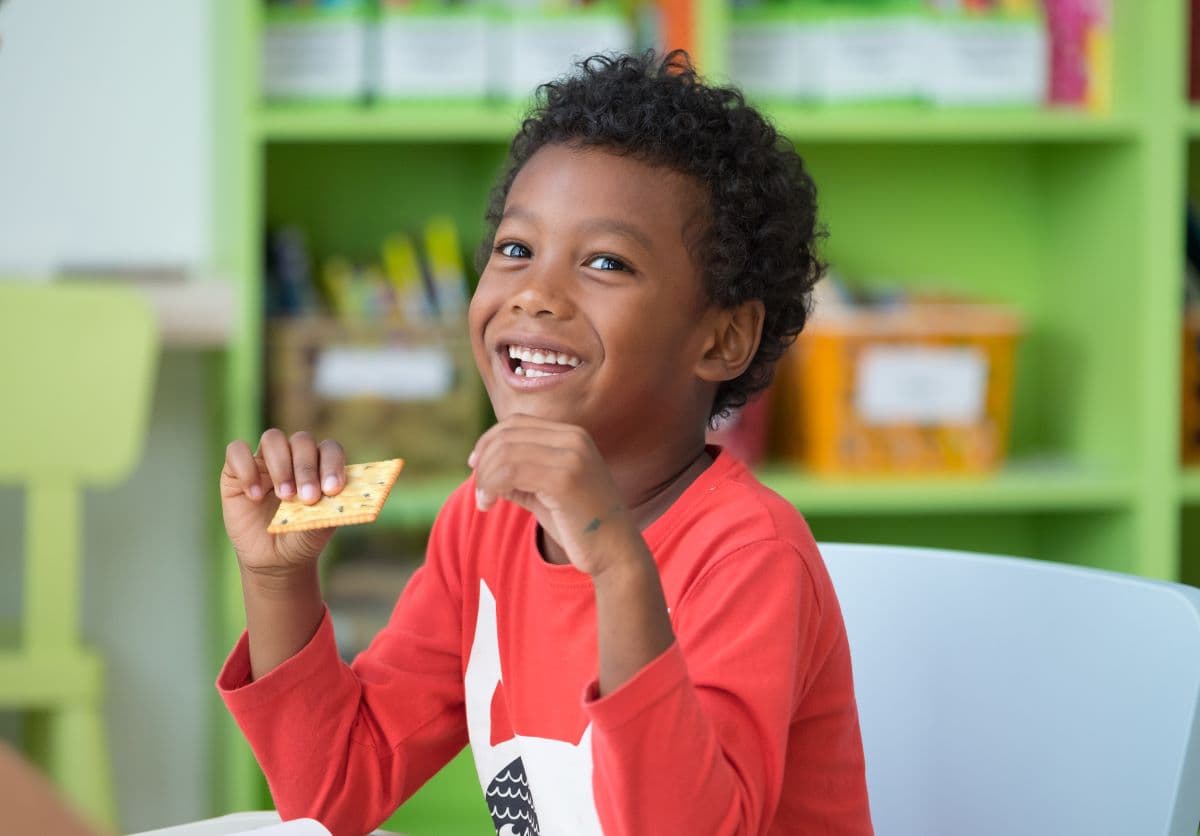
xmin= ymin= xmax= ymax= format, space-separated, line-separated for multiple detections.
xmin=491 ymin=400 xmax=583 ymax=428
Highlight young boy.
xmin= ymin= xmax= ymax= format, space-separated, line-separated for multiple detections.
xmin=218 ymin=51 xmax=873 ymax=836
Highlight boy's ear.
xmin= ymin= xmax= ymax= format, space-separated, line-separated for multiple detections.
xmin=695 ymin=300 xmax=765 ymax=383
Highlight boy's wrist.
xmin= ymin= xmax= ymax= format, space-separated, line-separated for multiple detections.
xmin=586 ymin=517 xmax=655 ymax=583
xmin=239 ymin=562 xmax=321 ymax=599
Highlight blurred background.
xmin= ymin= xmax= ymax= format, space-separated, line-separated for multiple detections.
xmin=0 ymin=0 xmax=1197 ymax=834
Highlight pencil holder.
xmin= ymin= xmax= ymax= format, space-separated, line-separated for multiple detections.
xmin=267 ymin=316 xmax=484 ymax=479
xmin=261 ymin=0 xmax=373 ymax=102
xmin=772 ymin=304 xmax=1023 ymax=475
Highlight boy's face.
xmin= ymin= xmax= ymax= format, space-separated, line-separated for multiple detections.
xmin=469 ymin=143 xmax=716 ymax=454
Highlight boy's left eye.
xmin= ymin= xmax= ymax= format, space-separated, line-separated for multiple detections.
xmin=585 ymin=255 xmax=629 ymax=272
xmin=497 ymin=242 xmax=531 ymax=259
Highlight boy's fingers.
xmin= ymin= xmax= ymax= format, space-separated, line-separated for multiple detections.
xmin=317 ymin=439 xmax=346 ymax=495
xmin=474 ymin=441 xmax=571 ymax=504
xmin=289 ymin=431 xmax=321 ymax=504
xmin=470 ymin=420 xmax=588 ymax=467
xmin=223 ymin=440 xmax=264 ymax=501
xmin=258 ymin=428 xmax=296 ymax=499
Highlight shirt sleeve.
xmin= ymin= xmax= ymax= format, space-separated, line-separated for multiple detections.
xmin=216 ymin=483 xmax=475 ymax=836
xmin=582 ymin=539 xmax=822 ymax=836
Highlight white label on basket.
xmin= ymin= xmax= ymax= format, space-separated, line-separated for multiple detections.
xmin=313 ymin=345 xmax=453 ymax=402
xmin=855 ymin=346 xmax=987 ymax=424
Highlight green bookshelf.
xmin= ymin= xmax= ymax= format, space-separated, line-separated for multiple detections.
xmin=209 ymin=0 xmax=1192 ymax=821
xmin=1183 ymin=468 xmax=1200 ymax=504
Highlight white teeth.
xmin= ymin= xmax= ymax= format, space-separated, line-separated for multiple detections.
xmin=504 ymin=344 xmax=582 ymax=368
xmin=525 ymin=369 xmax=549 ymax=378
xmin=515 ymin=366 xmax=525 ymax=376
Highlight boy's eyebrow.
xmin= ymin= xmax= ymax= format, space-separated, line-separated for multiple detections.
xmin=502 ymin=205 xmax=653 ymax=253
xmin=577 ymin=217 xmax=654 ymax=253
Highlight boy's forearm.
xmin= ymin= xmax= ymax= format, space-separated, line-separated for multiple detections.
xmin=240 ymin=566 xmax=325 ymax=681
xmin=592 ymin=533 xmax=675 ymax=697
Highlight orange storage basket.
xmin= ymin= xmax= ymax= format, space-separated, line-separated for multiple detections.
xmin=773 ymin=304 xmax=1023 ymax=475
xmin=1184 ymin=307 xmax=1200 ymax=465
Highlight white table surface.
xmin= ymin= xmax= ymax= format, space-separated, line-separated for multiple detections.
xmin=128 ymin=811 xmax=400 ymax=836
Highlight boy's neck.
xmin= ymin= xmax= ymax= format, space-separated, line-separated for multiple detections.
xmin=616 ymin=441 xmax=715 ymax=530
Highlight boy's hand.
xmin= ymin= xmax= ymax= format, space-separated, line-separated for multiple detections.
xmin=469 ymin=415 xmax=641 ymax=577
xmin=220 ymin=429 xmax=347 ymax=579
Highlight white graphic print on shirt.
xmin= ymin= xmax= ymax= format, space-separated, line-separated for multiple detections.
xmin=465 ymin=580 xmax=604 ymax=836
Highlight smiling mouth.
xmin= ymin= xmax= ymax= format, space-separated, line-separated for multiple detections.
xmin=503 ymin=343 xmax=583 ymax=379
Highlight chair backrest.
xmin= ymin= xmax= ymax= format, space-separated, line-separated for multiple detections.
xmin=0 ymin=281 xmax=157 ymax=649
xmin=819 ymin=542 xmax=1200 ymax=836
xmin=0 ymin=281 xmax=157 ymax=485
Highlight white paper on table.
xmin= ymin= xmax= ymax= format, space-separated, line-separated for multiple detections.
xmin=128 ymin=812 xmax=331 ymax=836
xmin=237 ymin=819 xmax=330 ymax=835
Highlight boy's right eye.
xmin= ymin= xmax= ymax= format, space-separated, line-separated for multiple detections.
xmin=496 ymin=242 xmax=531 ymax=259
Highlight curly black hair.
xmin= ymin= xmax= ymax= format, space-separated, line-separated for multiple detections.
xmin=479 ymin=50 xmax=825 ymax=420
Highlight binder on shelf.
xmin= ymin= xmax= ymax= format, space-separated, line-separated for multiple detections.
xmin=261 ymin=0 xmax=373 ymax=102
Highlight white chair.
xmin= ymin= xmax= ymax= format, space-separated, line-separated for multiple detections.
xmin=819 ymin=543 xmax=1200 ymax=836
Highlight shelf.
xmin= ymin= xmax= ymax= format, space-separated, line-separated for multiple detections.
xmin=377 ymin=472 xmax=470 ymax=528
xmin=758 ymin=459 xmax=1133 ymax=516
xmin=256 ymin=102 xmax=522 ymax=143
xmin=1185 ymin=107 xmax=1200 ymax=137
xmin=255 ymin=102 xmax=1139 ymax=144
xmin=765 ymin=106 xmax=1140 ymax=143
xmin=369 ymin=461 xmax=1131 ymax=528
xmin=1183 ymin=468 xmax=1200 ymax=504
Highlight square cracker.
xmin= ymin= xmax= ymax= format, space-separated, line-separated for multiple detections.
xmin=267 ymin=458 xmax=404 ymax=534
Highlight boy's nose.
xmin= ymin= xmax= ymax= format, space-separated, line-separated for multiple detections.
xmin=509 ymin=265 xmax=573 ymax=319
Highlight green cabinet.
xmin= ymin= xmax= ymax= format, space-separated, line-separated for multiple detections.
xmin=209 ymin=0 xmax=1197 ymax=824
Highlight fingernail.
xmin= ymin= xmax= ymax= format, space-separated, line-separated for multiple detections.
xmin=323 ymin=475 xmax=338 ymax=493
xmin=301 ymin=483 xmax=318 ymax=502
xmin=280 ymin=481 xmax=295 ymax=498
xmin=467 ymin=450 xmax=478 ymax=468
xmin=475 ymin=488 xmax=488 ymax=510
xmin=249 ymin=485 xmax=263 ymax=501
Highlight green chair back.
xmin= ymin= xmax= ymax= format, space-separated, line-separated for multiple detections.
xmin=0 ymin=280 xmax=158 ymax=830
xmin=0 ymin=281 xmax=158 ymax=484
xmin=0 ymin=280 xmax=158 ymax=651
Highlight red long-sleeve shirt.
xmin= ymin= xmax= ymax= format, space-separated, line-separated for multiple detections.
xmin=218 ymin=448 xmax=873 ymax=836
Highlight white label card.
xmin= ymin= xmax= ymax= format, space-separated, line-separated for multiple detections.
xmin=855 ymin=345 xmax=988 ymax=424
xmin=313 ymin=345 xmax=454 ymax=402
